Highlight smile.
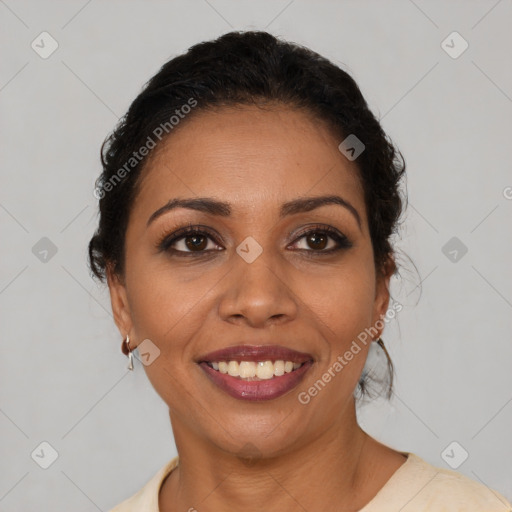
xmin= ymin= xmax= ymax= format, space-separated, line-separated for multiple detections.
xmin=196 ymin=344 xmax=314 ymax=401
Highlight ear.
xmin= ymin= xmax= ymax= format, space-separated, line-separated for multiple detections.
xmin=371 ymin=256 xmax=395 ymax=337
xmin=106 ymin=266 xmax=133 ymax=339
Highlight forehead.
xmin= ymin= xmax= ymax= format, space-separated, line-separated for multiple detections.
xmin=135 ymin=104 xmax=366 ymax=221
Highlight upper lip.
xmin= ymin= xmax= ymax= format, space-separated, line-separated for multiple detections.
xmin=197 ymin=344 xmax=314 ymax=364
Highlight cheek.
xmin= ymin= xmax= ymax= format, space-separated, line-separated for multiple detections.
xmin=124 ymin=262 xmax=219 ymax=358
xmin=300 ymin=262 xmax=377 ymax=401
xmin=124 ymin=265 xmax=209 ymax=405
xmin=306 ymin=262 xmax=376 ymax=338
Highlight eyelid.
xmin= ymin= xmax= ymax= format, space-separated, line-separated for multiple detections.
xmin=291 ymin=223 xmax=345 ymax=240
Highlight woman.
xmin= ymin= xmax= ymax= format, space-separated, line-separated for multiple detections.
xmin=89 ymin=31 xmax=511 ymax=511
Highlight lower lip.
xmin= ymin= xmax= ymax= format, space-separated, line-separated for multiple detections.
xmin=199 ymin=361 xmax=313 ymax=401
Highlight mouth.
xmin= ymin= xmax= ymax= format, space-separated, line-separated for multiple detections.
xmin=196 ymin=344 xmax=314 ymax=401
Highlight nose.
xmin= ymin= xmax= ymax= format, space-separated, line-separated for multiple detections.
xmin=218 ymin=249 xmax=298 ymax=329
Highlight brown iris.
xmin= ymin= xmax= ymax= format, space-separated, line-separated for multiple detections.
xmin=306 ymin=232 xmax=328 ymax=250
xmin=185 ymin=234 xmax=208 ymax=251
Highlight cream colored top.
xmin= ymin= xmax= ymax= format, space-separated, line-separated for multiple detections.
xmin=109 ymin=452 xmax=512 ymax=511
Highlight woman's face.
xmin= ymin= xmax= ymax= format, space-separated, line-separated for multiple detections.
xmin=109 ymin=104 xmax=392 ymax=458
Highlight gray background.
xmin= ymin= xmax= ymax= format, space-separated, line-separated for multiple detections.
xmin=1 ymin=0 xmax=511 ymax=509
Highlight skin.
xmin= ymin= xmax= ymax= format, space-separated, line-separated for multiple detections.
xmin=108 ymin=104 xmax=407 ymax=511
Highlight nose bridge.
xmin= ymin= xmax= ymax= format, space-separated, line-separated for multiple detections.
xmin=218 ymin=239 xmax=297 ymax=326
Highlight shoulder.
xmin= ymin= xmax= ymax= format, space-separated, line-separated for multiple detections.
xmin=396 ymin=452 xmax=512 ymax=511
xmin=108 ymin=456 xmax=179 ymax=512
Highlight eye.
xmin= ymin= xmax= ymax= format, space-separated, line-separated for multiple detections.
xmin=157 ymin=225 xmax=223 ymax=256
xmin=172 ymin=233 xmax=218 ymax=252
xmin=290 ymin=225 xmax=352 ymax=253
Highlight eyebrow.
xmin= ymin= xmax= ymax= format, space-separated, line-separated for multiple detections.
xmin=147 ymin=195 xmax=362 ymax=230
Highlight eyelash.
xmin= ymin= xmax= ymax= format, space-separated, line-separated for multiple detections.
xmin=156 ymin=223 xmax=353 ymax=258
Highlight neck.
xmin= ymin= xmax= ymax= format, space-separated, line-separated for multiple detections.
xmin=159 ymin=399 xmax=397 ymax=512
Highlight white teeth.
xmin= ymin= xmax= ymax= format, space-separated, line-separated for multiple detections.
xmin=239 ymin=361 xmax=256 ymax=378
xmin=227 ymin=361 xmax=240 ymax=377
xmin=256 ymin=361 xmax=274 ymax=380
xmin=274 ymin=360 xmax=285 ymax=376
xmin=207 ymin=359 xmax=306 ymax=379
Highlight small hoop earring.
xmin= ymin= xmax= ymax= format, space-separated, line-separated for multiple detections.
xmin=375 ymin=336 xmax=394 ymax=397
xmin=121 ymin=335 xmax=134 ymax=371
